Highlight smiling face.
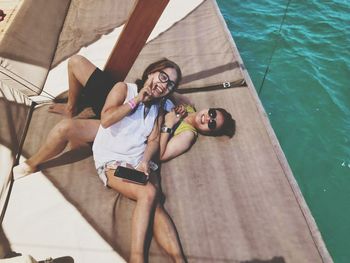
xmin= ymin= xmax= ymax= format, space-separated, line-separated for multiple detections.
xmin=148 ymin=67 xmax=178 ymax=98
xmin=194 ymin=108 xmax=225 ymax=134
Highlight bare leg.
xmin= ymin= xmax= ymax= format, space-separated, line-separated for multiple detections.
xmin=153 ymin=205 xmax=186 ymax=263
xmin=106 ymin=171 xmax=159 ymax=263
xmin=15 ymin=119 xmax=100 ymax=178
xmin=48 ymin=55 xmax=97 ymax=118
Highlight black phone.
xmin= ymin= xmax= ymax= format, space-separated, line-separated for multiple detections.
xmin=114 ymin=166 xmax=148 ymax=185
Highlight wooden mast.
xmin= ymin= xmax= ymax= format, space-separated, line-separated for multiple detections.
xmin=104 ymin=0 xmax=170 ymax=81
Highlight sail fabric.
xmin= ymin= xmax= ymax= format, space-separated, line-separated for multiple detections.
xmin=51 ymin=0 xmax=137 ymax=67
xmin=0 ymin=0 xmax=71 ymax=96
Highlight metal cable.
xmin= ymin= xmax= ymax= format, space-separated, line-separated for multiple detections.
xmin=258 ymin=0 xmax=292 ymax=95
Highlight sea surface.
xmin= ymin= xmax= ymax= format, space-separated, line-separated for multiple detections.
xmin=217 ymin=0 xmax=350 ymax=262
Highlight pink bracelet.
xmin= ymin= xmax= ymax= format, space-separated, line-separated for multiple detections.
xmin=128 ymin=98 xmax=137 ymax=110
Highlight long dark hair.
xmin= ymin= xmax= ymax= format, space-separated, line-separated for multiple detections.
xmin=136 ymin=58 xmax=182 ymax=143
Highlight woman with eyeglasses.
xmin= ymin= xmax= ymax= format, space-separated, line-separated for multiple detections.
xmin=159 ymin=104 xmax=235 ymax=162
xmin=48 ymin=55 xmax=181 ymax=118
xmin=14 ymin=56 xmax=187 ymax=263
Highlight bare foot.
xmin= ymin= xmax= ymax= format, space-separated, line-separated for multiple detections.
xmin=13 ymin=162 xmax=37 ymax=180
xmin=48 ymin=103 xmax=76 ymax=118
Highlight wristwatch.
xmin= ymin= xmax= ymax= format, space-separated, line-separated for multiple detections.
xmin=161 ymin=125 xmax=173 ymax=134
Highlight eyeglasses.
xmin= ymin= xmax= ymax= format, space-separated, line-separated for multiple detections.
xmin=208 ymin=108 xmax=217 ymax=130
xmin=158 ymin=70 xmax=176 ymax=91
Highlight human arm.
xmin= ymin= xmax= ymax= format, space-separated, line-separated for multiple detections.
xmin=159 ymin=108 xmax=196 ymax=162
xmin=100 ymin=82 xmax=129 ymax=128
xmin=136 ymin=115 xmax=163 ymax=175
xmin=100 ymin=77 xmax=154 ymax=128
xmin=160 ymin=130 xmax=195 ymax=162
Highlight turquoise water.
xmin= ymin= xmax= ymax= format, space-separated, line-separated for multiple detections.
xmin=217 ymin=0 xmax=350 ymax=262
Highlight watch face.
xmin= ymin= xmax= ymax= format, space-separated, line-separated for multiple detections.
xmin=161 ymin=126 xmax=172 ymax=133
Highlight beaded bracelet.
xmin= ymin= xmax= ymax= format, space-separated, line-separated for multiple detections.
xmin=128 ymin=98 xmax=137 ymax=110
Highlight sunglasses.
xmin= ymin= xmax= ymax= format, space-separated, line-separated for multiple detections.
xmin=158 ymin=70 xmax=176 ymax=92
xmin=208 ymin=108 xmax=217 ymax=130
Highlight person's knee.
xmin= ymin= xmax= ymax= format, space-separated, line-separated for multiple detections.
xmin=68 ymin=55 xmax=85 ymax=69
xmin=55 ymin=119 xmax=76 ymax=138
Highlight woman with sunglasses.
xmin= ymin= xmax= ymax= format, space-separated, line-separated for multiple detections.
xmin=159 ymin=104 xmax=235 ymax=162
xmin=14 ymin=56 xmax=187 ymax=263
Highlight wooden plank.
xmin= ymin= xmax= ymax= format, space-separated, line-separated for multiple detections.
xmin=104 ymin=0 xmax=169 ymax=81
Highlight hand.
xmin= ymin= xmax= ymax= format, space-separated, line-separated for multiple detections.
xmin=0 ymin=10 xmax=6 ymax=22
xmin=174 ymin=105 xmax=187 ymax=117
xmin=136 ymin=161 xmax=150 ymax=176
xmin=164 ymin=108 xmax=184 ymax=127
xmin=136 ymin=76 xmax=153 ymax=103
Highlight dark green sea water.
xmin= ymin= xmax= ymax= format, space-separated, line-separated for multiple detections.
xmin=217 ymin=1 xmax=350 ymax=262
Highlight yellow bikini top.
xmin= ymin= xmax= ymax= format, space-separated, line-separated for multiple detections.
xmin=174 ymin=105 xmax=198 ymax=137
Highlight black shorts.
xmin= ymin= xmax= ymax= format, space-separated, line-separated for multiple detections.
xmin=80 ymin=68 xmax=116 ymax=118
